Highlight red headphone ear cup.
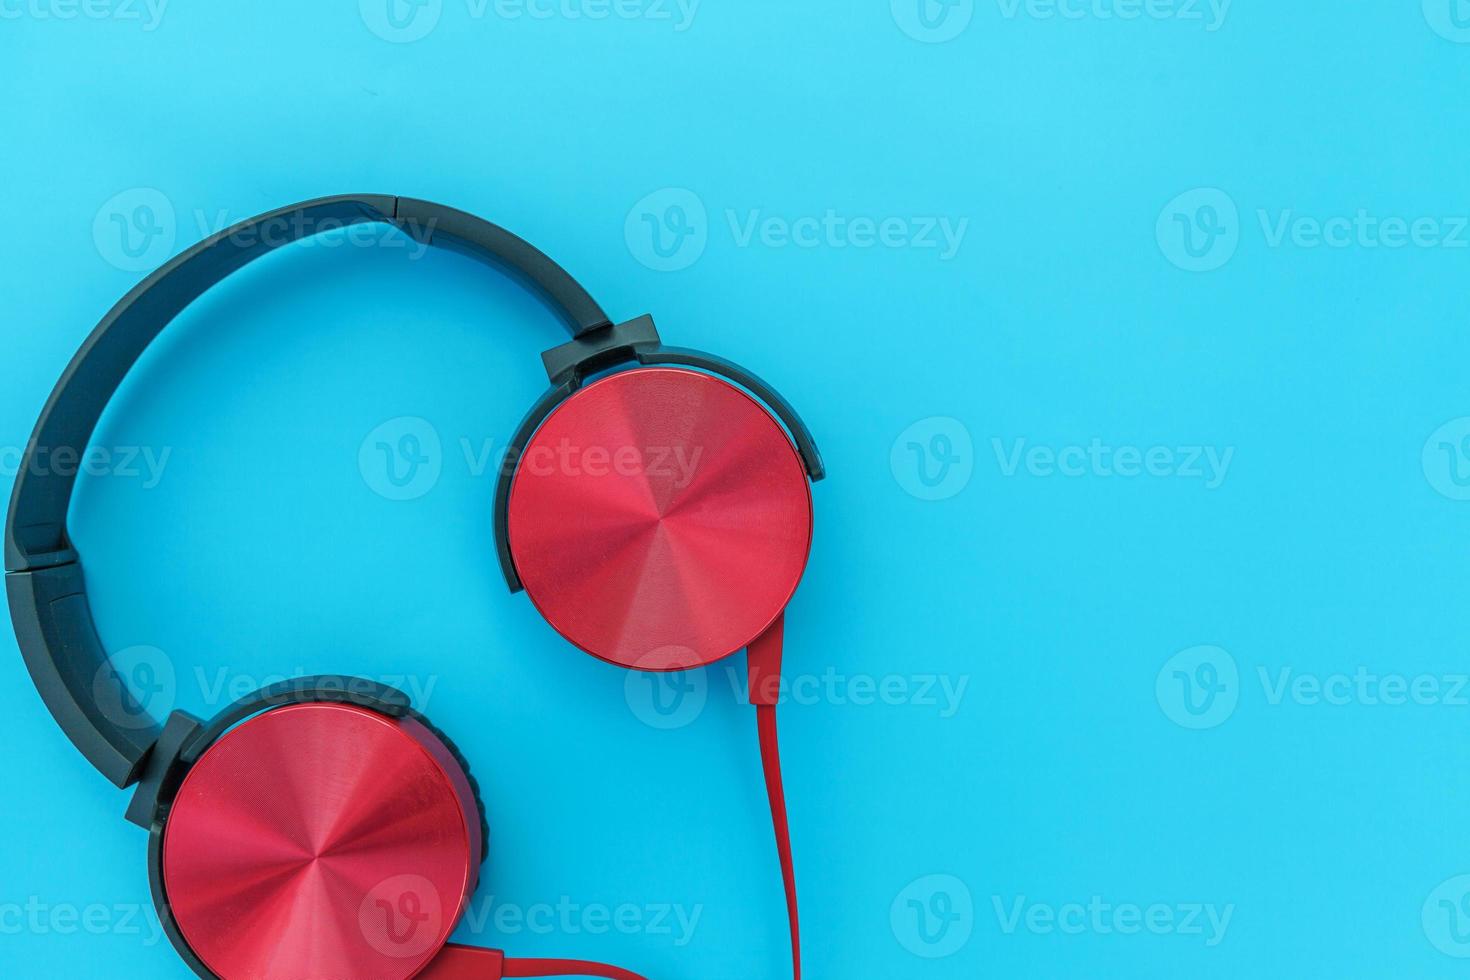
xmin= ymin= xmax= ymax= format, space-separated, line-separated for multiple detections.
xmin=507 ymin=367 xmax=813 ymax=671
xmin=159 ymin=703 xmax=482 ymax=980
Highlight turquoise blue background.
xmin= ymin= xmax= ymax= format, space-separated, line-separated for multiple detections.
xmin=3 ymin=1 xmax=1470 ymax=976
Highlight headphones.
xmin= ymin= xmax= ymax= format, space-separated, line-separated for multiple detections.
xmin=6 ymin=195 xmax=822 ymax=979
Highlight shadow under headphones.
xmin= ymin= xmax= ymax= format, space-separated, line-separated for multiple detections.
xmin=5 ymin=195 xmax=823 ymax=979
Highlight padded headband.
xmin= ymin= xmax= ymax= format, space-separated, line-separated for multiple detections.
xmin=5 ymin=194 xmax=612 ymax=787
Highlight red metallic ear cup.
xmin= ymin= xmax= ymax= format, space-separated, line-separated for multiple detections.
xmin=161 ymin=703 xmax=483 ymax=979
xmin=507 ymin=367 xmax=813 ymax=671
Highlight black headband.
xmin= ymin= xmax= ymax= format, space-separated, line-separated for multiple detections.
xmin=5 ymin=194 xmax=611 ymax=787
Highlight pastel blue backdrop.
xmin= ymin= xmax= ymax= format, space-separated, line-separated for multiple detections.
xmin=3 ymin=1 xmax=1469 ymax=977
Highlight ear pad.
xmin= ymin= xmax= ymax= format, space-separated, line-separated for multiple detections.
xmin=507 ymin=367 xmax=813 ymax=671
xmin=160 ymin=703 xmax=483 ymax=979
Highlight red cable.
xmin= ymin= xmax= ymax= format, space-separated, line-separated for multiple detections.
xmin=501 ymin=957 xmax=649 ymax=980
xmin=465 ymin=712 xmax=802 ymax=980
xmin=421 ymin=945 xmax=649 ymax=979
xmin=757 ymin=704 xmax=801 ymax=980
xmin=431 ymin=614 xmax=801 ymax=980
xmin=747 ymin=614 xmax=802 ymax=980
